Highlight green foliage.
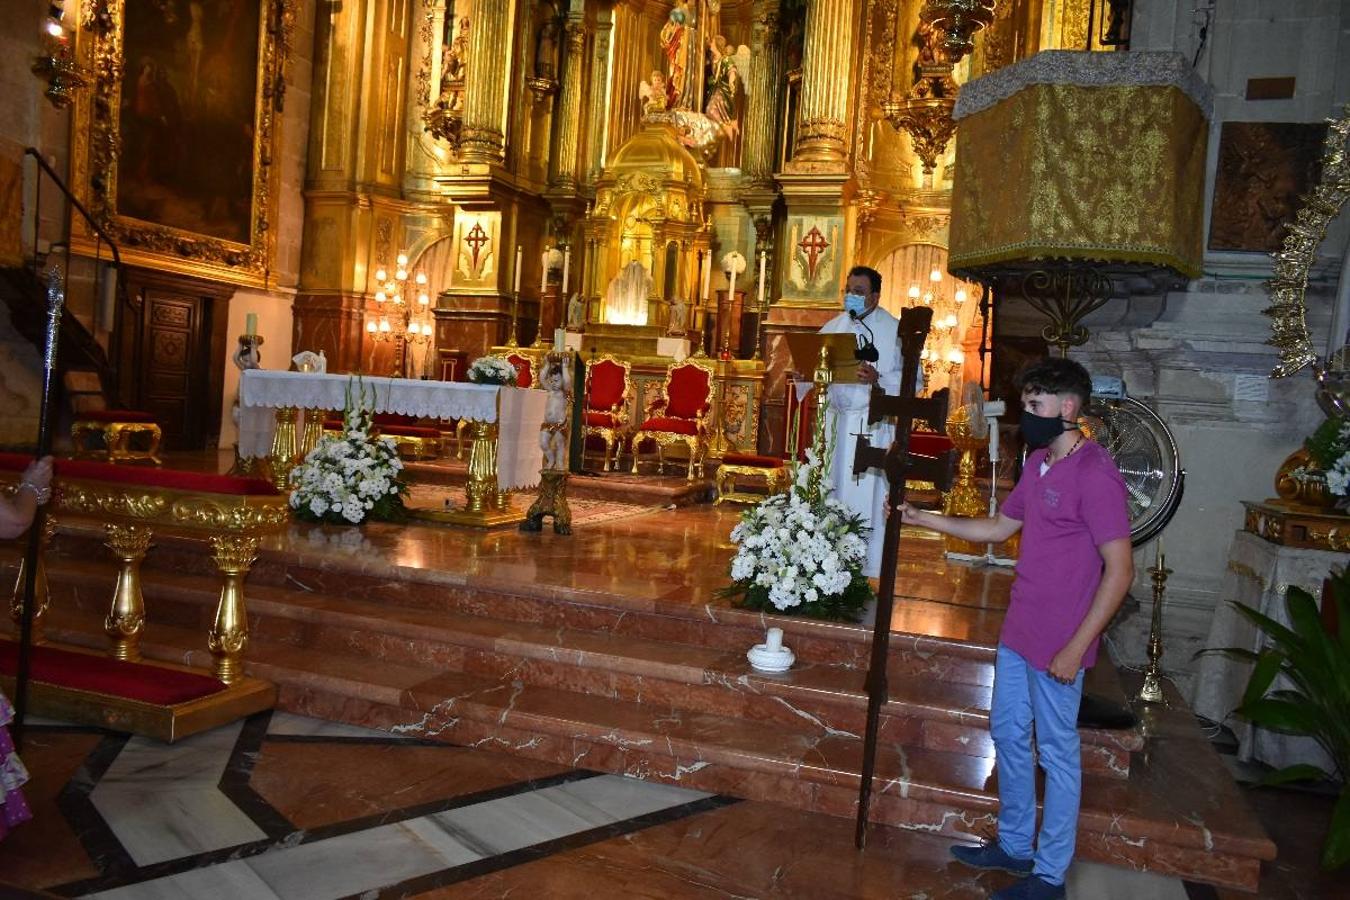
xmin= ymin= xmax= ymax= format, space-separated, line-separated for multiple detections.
xmin=1305 ymin=416 xmax=1350 ymax=471
xmin=1213 ymin=567 xmax=1350 ymax=869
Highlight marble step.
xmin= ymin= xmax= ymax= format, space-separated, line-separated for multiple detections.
xmin=23 ymin=558 xmax=1139 ymax=779
xmin=41 ymin=525 xmax=1004 ymax=685
xmin=18 ymin=608 xmax=1273 ymax=893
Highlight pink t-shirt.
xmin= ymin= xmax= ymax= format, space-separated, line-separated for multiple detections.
xmin=999 ymin=439 xmax=1132 ymax=671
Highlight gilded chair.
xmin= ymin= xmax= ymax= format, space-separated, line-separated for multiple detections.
xmin=582 ymin=354 xmax=633 ymax=472
xmin=715 ymin=380 xmax=818 ymax=504
xmin=631 ymin=357 xmax=714 ymax=481
xmin=505 ymin=352 xmax=535 ymax=389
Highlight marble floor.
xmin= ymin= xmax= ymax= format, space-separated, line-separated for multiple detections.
xmin=4 ymin=709 xmax=1327 ymax=899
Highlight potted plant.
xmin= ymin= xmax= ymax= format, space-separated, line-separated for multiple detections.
xmin=1214 ymin=566 xmax=1350 ymax=869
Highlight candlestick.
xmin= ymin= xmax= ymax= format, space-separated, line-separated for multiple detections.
xmin=513 ymin=245 xmax=522 ymax=294
xmin=561 ymin=246 xmax=570 ymax=294
xmin=1137 ymin=547 xmax=1172 ymax=704
xmin=757 ymin=251 xmax=766 ymax=308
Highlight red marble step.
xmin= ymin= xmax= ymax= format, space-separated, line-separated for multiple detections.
xmin=22 ymin=609 xmax=1271 ymax=892
xmin=41 ymin=525 xmax=1003 ymax=685
xmin=23 ymin=558 xmax=1138 ymax=779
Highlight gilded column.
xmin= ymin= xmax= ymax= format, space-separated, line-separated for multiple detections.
xmin=459 ymin=0 xmax=515 ymax=163
xmin=549 ymin=15 xmax=587 ymax=191
xmin=792 ymin=0 xmax=856 ymax=166
xmin=742 ymin=1 xmax=781 ymax=187
xmin=583 ymin=12 xmax=614 ymax=186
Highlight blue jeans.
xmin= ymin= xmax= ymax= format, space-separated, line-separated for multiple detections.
xmin=990 ymin=643 xmax=1085 ymax=886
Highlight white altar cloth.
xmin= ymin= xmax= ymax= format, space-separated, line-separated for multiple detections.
xmin=238 ymin=371 xmax=546 ymax=492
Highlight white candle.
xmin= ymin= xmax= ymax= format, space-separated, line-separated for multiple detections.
xmin=540 ymin=250 xmax=548 ymax=293
xmin=701 ymin=253 xmax=711 ymax=303
xmin=553 ymin=328 xmax=565 ymax=351
xmin=757 ymin=251 xmax=766 ymax=307
xmin=513 ymin=245 xmax=522 ymax=293
xmin=562 ymin=246 xmax=571 ymax=293
xmin=245 ymin=312 xmax=257 ymax=336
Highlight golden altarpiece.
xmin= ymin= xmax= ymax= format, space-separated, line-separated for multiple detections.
xmin=59 ymin=0 xmax=1119 ymax=469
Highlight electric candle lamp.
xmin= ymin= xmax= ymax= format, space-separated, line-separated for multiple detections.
xmin=930 ymin=267 xmax=943 ymax=283
xmin=366 ymin=320 xmax=376 ymax=333
xmin=955 ymin=288 xmax=967 ymax=304
xmin=908 ymin=284 xmax=921 ymax=301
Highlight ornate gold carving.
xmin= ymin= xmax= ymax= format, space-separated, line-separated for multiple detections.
xmin=103 ymin=523 xmax=153 ymax=662
xmin=11 ymin=515 xmax=58 ymax=644
xmin=73 ymin=0 xmax=297 ymax=285
xmin=522 ymin=470 xmax=572 ymax=535
xmin=715 ymin=463 xmax=788 ymax=506
xmin=1243 ymin=499 xmax=1350 ymax=552
xmin=208 ymin=534 xmax=258 ymax=685
xmin=1265 ymin=105 xmax=1350 ymax=378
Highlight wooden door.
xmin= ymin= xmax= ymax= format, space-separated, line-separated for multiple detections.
xmin=121 ymin=269 xmax=231 ymax=452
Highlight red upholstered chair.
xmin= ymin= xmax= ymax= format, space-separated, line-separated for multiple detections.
xmin=505 ymin=352 xmax=534 ymax=389
xmin=582 ymin=354 xmax=632 ymax=472
xmin=715 ymin=379 xmax=818 ymax=504
xmin=631 ymin=357 xmax=715 ymax=481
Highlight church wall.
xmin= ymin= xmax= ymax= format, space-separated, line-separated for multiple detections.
xmin=1065 ymin=0 xmax=1350 ymax=699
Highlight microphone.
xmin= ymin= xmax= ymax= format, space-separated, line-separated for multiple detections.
xmin=849 ymin=310 xmax=879 ymax=363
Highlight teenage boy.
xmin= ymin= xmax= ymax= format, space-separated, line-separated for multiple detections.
xmin=897 ymin=358 xmax=1133 ymax=900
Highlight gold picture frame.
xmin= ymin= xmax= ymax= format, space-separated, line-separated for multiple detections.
xmin=69 ymin=0 xmax=296 ymax=287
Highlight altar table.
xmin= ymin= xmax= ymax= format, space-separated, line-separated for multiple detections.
xmin=238 ymin=371 xmax=546 ymax=522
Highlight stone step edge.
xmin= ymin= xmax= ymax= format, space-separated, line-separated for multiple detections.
xmin=38 ymin=522 xmax=1000 ymax=665
xmin=27 ymin=615 xmax=1262 ymax=867
xmin=30 ymin=560 xmax=1142 ymax=756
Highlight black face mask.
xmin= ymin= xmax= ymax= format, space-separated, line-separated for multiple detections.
xmin=1020 ymin=410 xmax=1073 ymax=449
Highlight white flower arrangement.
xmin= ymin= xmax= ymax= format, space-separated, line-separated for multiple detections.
xmin=288 ymin=380 xmax=408 ymax=525
xmin=723 ymin=443 xmax=873 ymax=621
xmin=468 ymin=356 xmax=519 ymax=386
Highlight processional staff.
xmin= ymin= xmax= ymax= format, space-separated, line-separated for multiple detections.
xmin=13 ymin=263 xmax=66 ymax=752
xmin=850 ymin=305 xmax=955 ymax=848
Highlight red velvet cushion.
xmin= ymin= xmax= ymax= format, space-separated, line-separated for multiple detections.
xmin=722 ymin=453 xmax=784 ymax=468
xmin=665 ymin=365 xmax=710 ymax=419
xmin=379 ymin=424 xmax=442 ymax=438
xmin=0 ymin=639 xmax=225 ymax=706
xmin=506 ymin=355 xmax=533 ymax=389
xmin=584 ymin=411 xmax=619 ymax=428
xmin=587 ymin=360 xmax=627 ymax=411
xmin=76 ymin=409 xmax=157 ymax=424
xmin=638 ymin=417 xmax=699 ymax=436
xmin=0 ymin=453 xmax=281 ymax=496
xmin=323 ymin=418 xmax=343 ymax=430
xmin=372 ymin=413 xmax=418 ymax=426
xmin=910 ymin=432 xmax=954 ymax=455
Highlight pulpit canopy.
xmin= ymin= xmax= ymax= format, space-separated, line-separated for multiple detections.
xmin=949 ymin=51 xmax=1213 ymax=282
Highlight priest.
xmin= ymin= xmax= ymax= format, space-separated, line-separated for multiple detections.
xmin=816 ymin=265 xmax=905 ymax=578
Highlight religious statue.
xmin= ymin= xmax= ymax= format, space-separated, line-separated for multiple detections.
xmin=538 ymin=352 xmax=573 ymax=472
xmin=703 ymin=36 xmax=750 ymax=141
xmin=439 ymin=16 xmax=470 ymax=110
xmin=566 ymin=291 xmax=586 ymax=330
xmin=604 ymin=260 xmax=653 ymax=326
xmin=660 ymin=2 xmax=691 ymax=109
xmin=639 ymin=71 xmax=669 ymax=115
xmin=534 ymin=16 xmax=559 ymax=81
xmin=667 ymin=296 xmax=689 ymax=336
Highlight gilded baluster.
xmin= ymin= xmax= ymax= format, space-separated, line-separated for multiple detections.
xmin=299 ymin=408 xmax=326 ymax=458
xmin=10 ymin=514 xmax=57 ymax=645
xmin=104 ymin=524 xmax=153 ymax=661
xmin=464 ymin=420 xmax=501 ymax=513
xmin=269 ymin=406 xmax=299 ymax=491
xmin=208 ymin=534 xmax=259 ymax=685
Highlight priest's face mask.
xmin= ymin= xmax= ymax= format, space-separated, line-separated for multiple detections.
xmin=843 ymin=274 xmax=878 ymax=316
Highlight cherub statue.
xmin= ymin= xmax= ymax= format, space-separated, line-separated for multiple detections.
xmin=639 ymin=71 xmax=669 ymax=115
xmin=538 ymin=351 xmax=573 ymax=471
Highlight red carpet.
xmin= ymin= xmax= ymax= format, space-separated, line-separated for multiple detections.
xmin=0 ymin=640 xmax=225 ymax=706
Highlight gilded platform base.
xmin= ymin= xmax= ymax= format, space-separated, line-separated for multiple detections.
xmin=104 ymin=524 xmax=153 ymax=662
xmin=408 ymin=499 xmax=526 ymax=529
xmin=1244 ymin=499 xmax=1350 ymax=551
xmin=521 ymin=470 xmax=573 ymax=535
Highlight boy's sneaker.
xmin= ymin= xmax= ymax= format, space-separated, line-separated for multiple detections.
xmin=991 ymin=875 xmax=1067 ymax=899
xmin=949 ymin=841 xmax=1034 ymax=875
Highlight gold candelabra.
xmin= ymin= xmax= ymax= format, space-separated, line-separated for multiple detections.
xmin=366 ymin=252 xmax=434 ymax=376
xmin=1137 ymin=545 xmax=1172 ymax=704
